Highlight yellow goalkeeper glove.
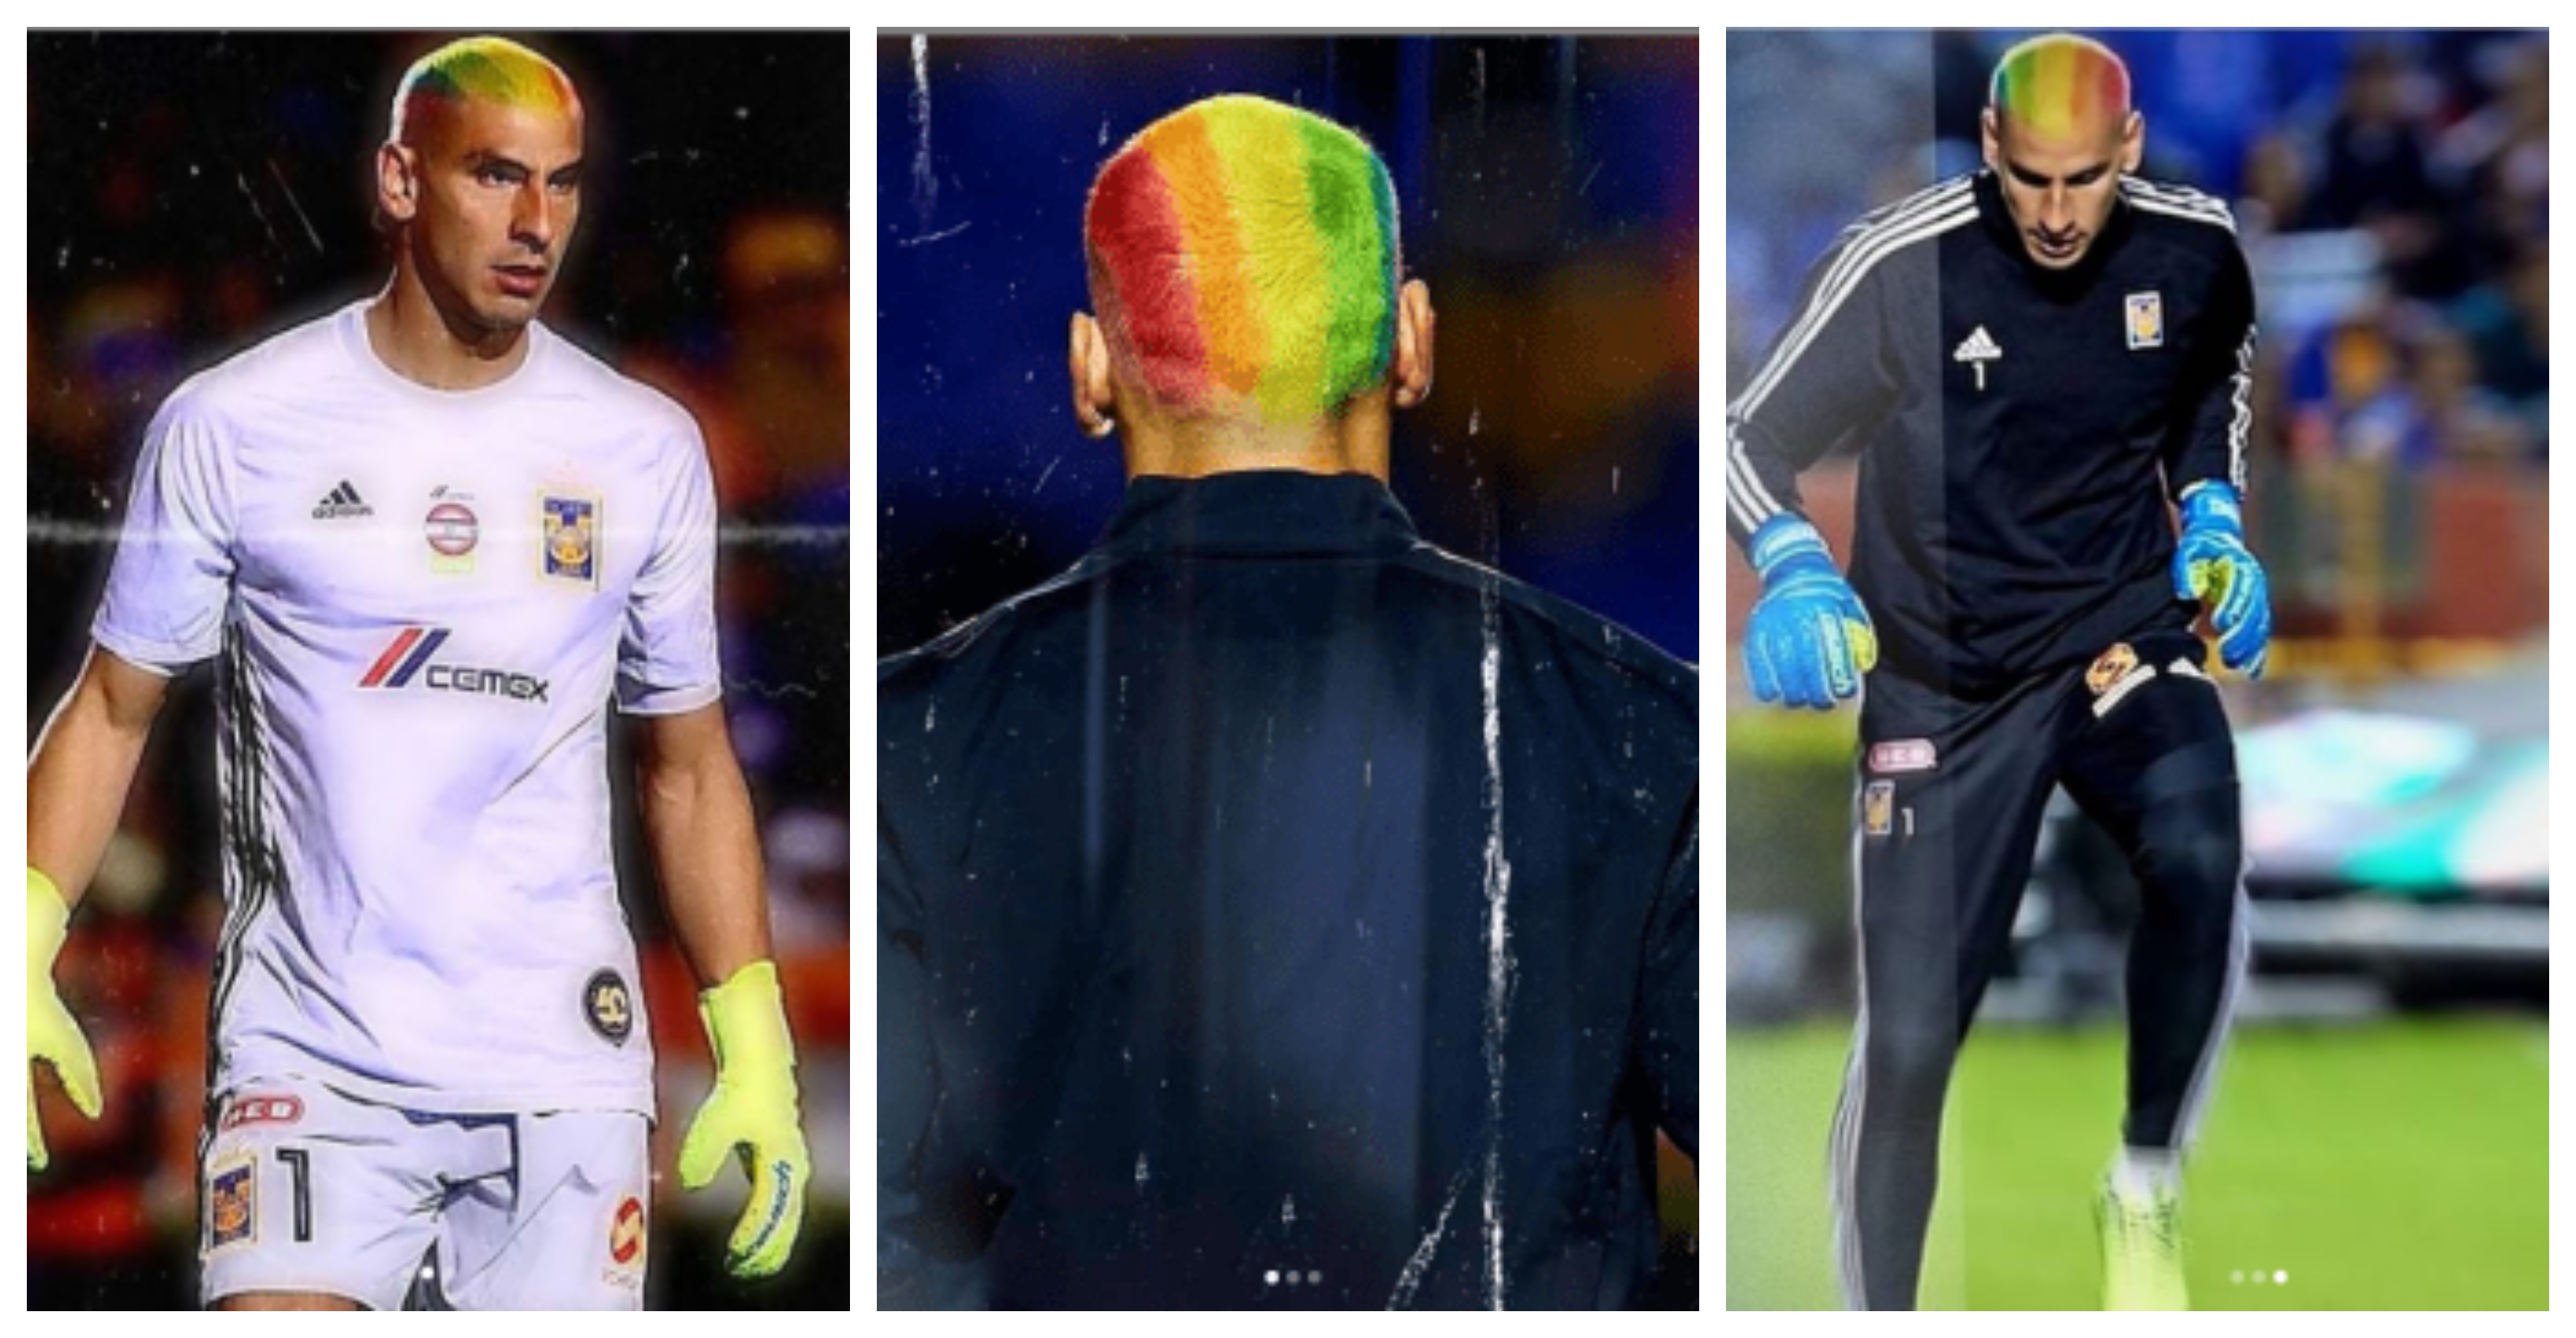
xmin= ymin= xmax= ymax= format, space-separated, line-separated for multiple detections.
xmin=28 ymin=868 xmax=103 ymax=1171
xmin=677 ymin=959 xmax=811 ymax=1279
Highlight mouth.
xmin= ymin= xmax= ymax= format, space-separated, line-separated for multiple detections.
xmin=493 ymin=263 xmax=549 ymax=298
xmin=2031 ymin=234 xmax=2082 ymax=263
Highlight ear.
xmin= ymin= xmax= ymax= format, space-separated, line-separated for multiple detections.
xmin=1068 ymin=313 xmax=1116 ymax=437
xmin=376 ymin=144 xmax=420 ymax=224
xmin=1390 ymin=280 xmax=1435 ymax=410
xmin=2120 ymin=110 xmax=2147 ymax=174
xmin=1980 ymin=107 xmax=2002 ymax=172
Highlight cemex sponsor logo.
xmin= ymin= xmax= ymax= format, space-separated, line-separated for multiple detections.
xmin=359 ymin=627 xmax=549 ymax=703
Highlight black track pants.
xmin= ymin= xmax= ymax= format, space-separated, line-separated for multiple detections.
xmin=1829 ymin=631 xmax=2248 ymax=1311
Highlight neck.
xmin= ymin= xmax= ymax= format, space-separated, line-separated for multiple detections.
xmin=365 ymin=258 xmax=531 ymax=391
xmin=1119 ymin=390 xmax=1392 ymax=483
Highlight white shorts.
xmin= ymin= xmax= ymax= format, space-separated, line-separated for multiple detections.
xmin=198 ymin=1075 xmax=650 ymax=1311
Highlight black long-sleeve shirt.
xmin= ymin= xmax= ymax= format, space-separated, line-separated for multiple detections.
xmin=879 ymin=472 xmax=1698 ymax=1310
xmin=1726 ymin=170 xmax=2256 ymax=697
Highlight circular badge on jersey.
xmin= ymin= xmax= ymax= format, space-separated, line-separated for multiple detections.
xmin=585 ymin=969 xmax=635 ymax=1046
xmin=2085 ymin=642 xmax=2139 ymax=696
xmin=425 ymin=502 xmax=479 ymax=557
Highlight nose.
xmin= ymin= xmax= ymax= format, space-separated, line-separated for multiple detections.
xmin=2039 ymin=185 xmax=2073 ymax=234
xmin=511 ymin=182 xmax=556 ymax=252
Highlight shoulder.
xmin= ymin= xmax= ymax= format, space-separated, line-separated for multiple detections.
xmin=2117 ymin=178 xmax=2253 ymax=314
xmin=2118 ymin=176 xmax=2247 ymax=261
xmin=1395 ymin=543 xmax=1700 ymax=716
xmin=1844 ymin=173 xmax=1982 ymax=234
xmin=1828 ymin=173 xmax=1983 ymax=258
xmin=2117 ymin=174 xmax=2238 ymax=234
xmin=1802 ymin=173 xmax=1983 ymax=302
xmin=531 ymin=323 xmax=707 ymax=454
xmin=155 ymin=307 xmax=355 ymax=433
xmin=878 ymin=555 xmax=1120 ymax=697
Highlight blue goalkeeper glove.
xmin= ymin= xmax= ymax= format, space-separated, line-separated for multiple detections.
xmin=1743 ymin=515 xmax=1878 ymax=710
xmin=28 ymin=868 xmax=103 ymax=1172
xmin=2172 ymin=482 xmax=2271 ymax=678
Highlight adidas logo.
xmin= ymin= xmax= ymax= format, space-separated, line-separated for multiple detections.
xmin=312 ymin=481 xmax=375 ymax=521
xmin=1953 ymin=325 xmax=2002 ymax=390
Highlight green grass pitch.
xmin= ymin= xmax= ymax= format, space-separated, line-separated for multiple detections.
xmin=1727 ymin=1018 xmax=2548 ymax=1310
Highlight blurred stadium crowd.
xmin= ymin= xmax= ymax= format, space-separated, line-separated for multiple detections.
xmin=1729 ymin=30 xmax=2547 ymax=650
xmin=25 ymin=34 xmax=849 ymax=1308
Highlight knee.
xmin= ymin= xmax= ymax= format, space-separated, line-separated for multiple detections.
xmin=1863 ymin=1017 xmax=1960 ymax=1103
xmin=2130 ymin=786 xmax=2242 ymax=906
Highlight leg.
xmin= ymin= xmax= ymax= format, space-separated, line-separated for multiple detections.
xmin=215 ymin=1291 xmax=362 ymax=1311
xmin=2061 ymin=647 xmax=2246 ymax=1156
xmin=1832 ymin=673 xmax=2069 ymax=1310
xmin=440 ymin=1109 xmax=651 ymax=1310
xmin=197 ymin=1078 xmax=451 ymax=1313
xmin=2061 ymin=639 xmax=2245 ymax=1310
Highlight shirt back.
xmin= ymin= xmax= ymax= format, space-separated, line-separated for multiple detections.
xmin=878 ymin=472 xmax=1698 ymax=1309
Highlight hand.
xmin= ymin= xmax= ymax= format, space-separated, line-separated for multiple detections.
xmin=1743 ymin=515 xmax=1878 ymax=710
xmin=2171 ymin=483 xmax=2271 ymax=678
xmin=28 ymin=868 xmax=103 ymax=1171
xmin=678 ymin=961 xmax=811 ymax=1280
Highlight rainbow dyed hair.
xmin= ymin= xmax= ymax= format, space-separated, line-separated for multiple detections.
xmin=1988 ymin=33 xmax=2132 ymax=138
xmin=1084 ymin=95 xmax=1401 ymax=425
xmin=389 ymin=36 xmax=581 ymax=145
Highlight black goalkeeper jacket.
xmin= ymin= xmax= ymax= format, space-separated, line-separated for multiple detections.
xmin=1724 ymin=169 xmax=2257 ymax=698
xmin=878 ymin=471 xmax=1698 ymax=1310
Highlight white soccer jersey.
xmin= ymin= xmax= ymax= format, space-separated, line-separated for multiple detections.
xmin=95 ymin=301 xmax=724 ymax=1117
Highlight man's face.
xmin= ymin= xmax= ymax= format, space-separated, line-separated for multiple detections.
xmin=1983 ymin=107 xmax=2140 ymax=269
xmin=388 ymin=96 xmax=585 ymax=332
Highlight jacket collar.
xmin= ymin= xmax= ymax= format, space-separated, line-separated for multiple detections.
xmin=1097 ymin=470 xmax=1422 ymax=559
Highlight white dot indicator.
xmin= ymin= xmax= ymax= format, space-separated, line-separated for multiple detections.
xmin=2230 ymin=1271 xmax=2244 ymax=1284
xmin=2274 ymin=1270 xmax=2288 ymax=1284
xmin=1309 ymin=1271 xmax=1324 ymax=1284
xmin=1264 ymin=1270 xmax=1279 ymax=1286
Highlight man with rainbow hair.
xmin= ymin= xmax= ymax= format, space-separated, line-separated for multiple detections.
xmin=880 ymin=93 xmax=1698 ymax=1309
xmin=1727 ymin=33 xmax=2264 ymax=1310
xmin=27 ymin=36 xmax=807 ymax=1308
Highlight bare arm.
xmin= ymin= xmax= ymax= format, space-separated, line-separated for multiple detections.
xmin=636 ymin=701 xmax=770 ymax=988
xmin=27 ymin=647 xmax=170 ymax=906
xmin=650 ymin=700 xmax=809 ymax=1278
